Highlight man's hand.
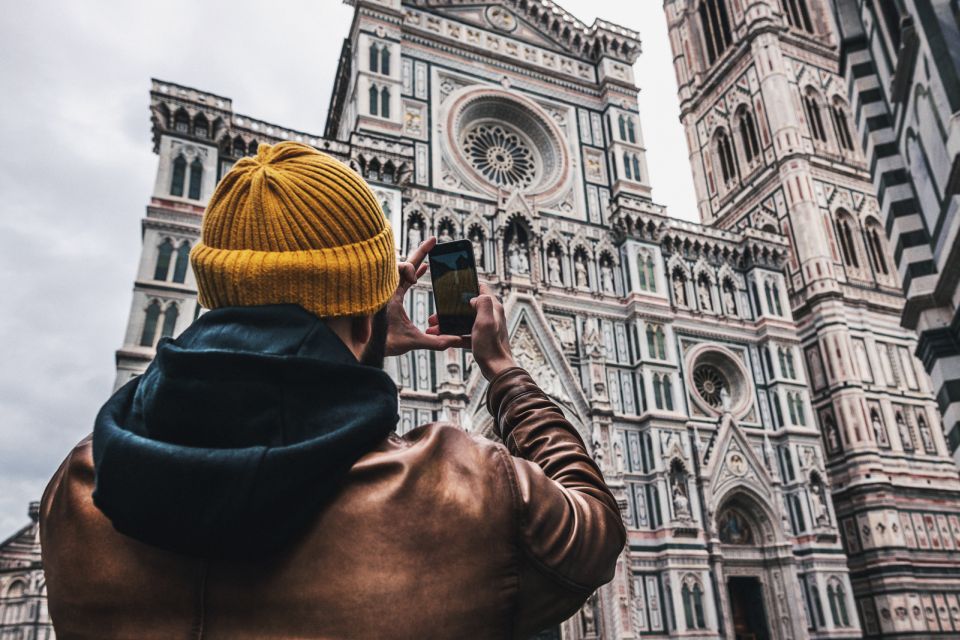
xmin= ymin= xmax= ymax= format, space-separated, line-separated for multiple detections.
xmin=384 ymin=236 xmax=467 ymax=357
xmin=428 ymin=283 xmax=516 ymax=381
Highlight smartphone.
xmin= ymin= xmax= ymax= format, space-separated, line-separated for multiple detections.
xmin=429 ymin=239 xmax=480 ymax=336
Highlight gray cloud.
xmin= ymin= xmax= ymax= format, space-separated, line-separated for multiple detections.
xmin=0 ymin=0 xmax=695 ymax=535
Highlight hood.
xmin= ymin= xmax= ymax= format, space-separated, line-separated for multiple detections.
xmin=92 ymin=304 xmax=398 ymax=558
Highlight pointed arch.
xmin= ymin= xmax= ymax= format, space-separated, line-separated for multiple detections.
xmin=161 ymin=303 xmax=179 ymax=339
xmin=170 ymin=154 xmax=186 ymax=197
xmin=781 ymin=0 xmax=814 ymax=33
xmin=833 ymin=209 xmax=860 ymax=269
xmin=736 ymin=105 xmax=761 ymax=164
xmin=830 ymin=97 xmax=855 ymax=151
xmin=173 ymin=242 xmax=191 ymax=284
xmin=369 ymin=42 xmax=380 ymax=73
xmin=864 ymin=217 xmax=889 ymax=276
xmin=192 ymin=113 xmax=209 ymax=139
xmin=369 ymin=84 xmax=379 ymax=116
xmin=140 ymin=300 xmax=162 ymax=347
xmin=188 ymin=157 xmax=203 ymax=200
xmin=154 ymin=238 xmax=174 ymax=281
xmin=173 ymin=108 xmax=190 ymax=134
xmin=804 ymin=87 xmax=828 ymax=143
xmin=380 ymin=86 xmax=391 ymax=118
xmin=714 ymin=128 xmax=738 ymax=186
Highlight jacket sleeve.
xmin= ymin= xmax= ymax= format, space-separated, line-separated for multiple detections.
xmin=486 ymin=367 xmax=626 ymax=637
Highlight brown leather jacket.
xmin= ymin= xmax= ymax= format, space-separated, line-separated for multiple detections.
xmin=41 ymin=368 xmax=625 ymax=639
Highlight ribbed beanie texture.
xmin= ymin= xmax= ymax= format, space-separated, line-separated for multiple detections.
xmin=190 ymin=142 xmax=398 ymax=318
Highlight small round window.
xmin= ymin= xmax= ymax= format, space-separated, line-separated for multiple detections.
xmin=693 ymin=364 xmax=727 ymax=409
xmin=687 ymin=346 xmax=751 ymax=416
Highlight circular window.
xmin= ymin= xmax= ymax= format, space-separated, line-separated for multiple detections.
xmin=462 ymin=123 xmax=536 ymax=188
xmin=687 ymin=345 xmax=752 ymax=417
xmin=445 ymin=88 xmax=569 ymax=197
xmin=693 ymin=364 xmax=727 ymax=408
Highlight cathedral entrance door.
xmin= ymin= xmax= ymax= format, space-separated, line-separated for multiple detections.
xmin=727 ymin=577 xmax=769 ymax=640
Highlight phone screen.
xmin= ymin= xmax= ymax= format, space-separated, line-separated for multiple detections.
xmin=429 ymin=240 xmax=479 ymax=336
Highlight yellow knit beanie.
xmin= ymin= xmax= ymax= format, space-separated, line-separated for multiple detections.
xmin=190 ymin=142 xmax=398 ymax=318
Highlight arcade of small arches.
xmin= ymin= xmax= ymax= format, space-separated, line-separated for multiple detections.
xmin=402 ymin=212 xmax=625 ymax=296
xmin=832 ymin=208 xmax=893 ymax=281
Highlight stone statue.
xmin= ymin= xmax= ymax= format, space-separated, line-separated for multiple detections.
xmin=407 ymin=220 xmax=422 ymax=252
xmin=547 ymin=251 xmax=563 ymax=286
xmin=471 ymin=235 xmax=484 ymax=269
xmin=720 ymin=386 xmax=732 ymax=413
xmin=673 ymin=274 xmax=686 ymax=305
xmin=698 ymin=278 xmax=712 ymax=310
xmin=614 ymin=438 xmax=625 ymax=474
xmin=812 ymin=486 xmax=829 ymax=526
xmin=872 ymin=413 xmax=885 ymax=443
xmin=575 ymin=255 xmax=589 ymax=288
xmin=582 ymin=594 xmax=598 ymax=635
xmin=507 ymin=241 xmax=521 ymax=274
xmin=826 ymin=422 xmax=840 ymax=451
xmin=601 ymin=263 xmax=615 ymax=294
xmin=673 ymin=482 xmax=691 ymax=519
xmin=517 ymin=243 xmax=530 ymax=275
xmin=591 ymin=424 xmax=606 ymax=472
xmin=723 ymin=284 xmax=737 ymax=315
xmin=438 ymin=225 xmax=453 ymax=244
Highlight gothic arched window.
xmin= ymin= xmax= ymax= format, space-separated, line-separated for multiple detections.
xmin=632 ymin=154 xmax=641 ymax=181
xmin=627 ymin=118 xmax=637 ymax=143
xmin=192 ymin=113 xmax=209 ymax=139
xmin=174 ymin=109 xmax=190 ymax=133
xmin=738 ymin=107 xmax=761 ymax=164
xmin=663 ymin=374 xmax=674 ymax=410
xmin=618 ymin=115 xmax=627 ymax=140
xmin=804 ymin=89 xmax=828 ymax=143
xmin=828 ymin=580 xmax=851 ymax=627
xmin=154 ymin=239 xmax=174 ymax=281
xmin=781 ymin=0 xmax=814 ymax=33
xmin=831 ymin=99 xmax=855 ymax=151
xmin=715 ymin=130 xmax=738 ymax=186
xmin=380 ymin=87 xmax=391 ymax=118
xmin=637 ymin=252 xmax=657 ymax=292
xmin=188 ymin=157 xmax=203 ymax=200
xmin=369 ymin=84 xmax=379 ymax=117
xmin=381 ymin=46 xmax=391 ymax=75
xmin=369 ymin=42 xmax=379 ymax=73
xmin=140 ymin=300 xmax=162 ymax=347
xmin=173 ymin=242 xmax=191 ymax=284
xmin=232 ymin=137 xmax=246 ymax=158
xmin=170 ymin=155 xmax=186 ymax=197
xmin=698 ymin=0 xmax=733 ymax=65
xmin=161 ymin=303 xmax=179 ymax=340
xmin=623 ymin=151 xmax=633 ymax=180
xmin=834 ymin=210 xmax=860 ymax=269
xmin=248 ymin=140 xmax=259 ymax=156
xmin=865 ymin=220 xmax=889 ymax=275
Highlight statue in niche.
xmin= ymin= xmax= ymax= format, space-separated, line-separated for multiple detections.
xmin=601 ymin=262 xmax=615 ymax=294
xmin=591 ymin=424 xmax=606 ymax=472
xmin=582 ymin=594 xmax=598 ymax=634
xmin=507 ymin=241 xmax=521 ymax=275
xmin=672 ymin=273 xmax=687 ymax=305
xmin=614 ymin=438 xmax=624 ymax=473
xmin=698 ymin=277 xmax=712 ymax=310
xmin=720 ymin=386 xmax=732 ymax=413
xmin=575 ymin=254 xmax=589 ymax=288
xmin=518 ymin=244 xmax=530 ymax=275
xmin=437 ymin=223 xmax=454 ymax=244
xmin=872 ymin=412 xmax=886 ymax=445
xmin=673 ymin=482 xmax=691 ymax=520
xmin=825 ymin=418 xmax=840 ymax=451
xmin=723 ymin=282 xmax=737 ymax=315
xmin=470 ymin=232 xmax=484 ymax=269
xmin=407 ymin=219 xmax=422 ymax=252
xmin=812 ymin=485 xmax=829 ymax=526
xmin=670 ymin=460 xmax=691 ymax=519
xmin=807 ymin=350 xmax=825 ymax=388
xmin=547 ymin=249 xmax=563 ymax=286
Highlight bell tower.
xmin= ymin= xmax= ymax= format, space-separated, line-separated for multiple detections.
xmin=664 ymin=0 xmax=960 ymax=635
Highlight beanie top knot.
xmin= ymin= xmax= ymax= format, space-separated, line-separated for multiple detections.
xmin=190 ymin=141 xmax=398 ymax=318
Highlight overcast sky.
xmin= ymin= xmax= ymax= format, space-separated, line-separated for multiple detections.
xmin=0 ymin=1 xmax=696 ymax=535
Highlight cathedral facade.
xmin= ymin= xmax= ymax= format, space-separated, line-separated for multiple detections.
xmin=5 ymin=1 xmax=960 ymax=639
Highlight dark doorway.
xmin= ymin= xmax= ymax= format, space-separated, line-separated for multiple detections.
xmin=728 ymin=577 xmax=770 ymax=640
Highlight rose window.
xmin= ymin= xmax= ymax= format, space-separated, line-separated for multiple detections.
xmin=693 ymin=364 xmax=727 ymax=408
xmin=462 ymin=123 xmax=536 ymax=189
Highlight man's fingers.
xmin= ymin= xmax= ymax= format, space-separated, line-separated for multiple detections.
xmin=478 ymin=282 xmax=494 ymax=296
xmin=427 ymin=313 xmax=439 ymax=326
xmin=406 ymin=236 xmax=436 ymax=269
xmin=416 ymin=263 xmax=428 ymax=279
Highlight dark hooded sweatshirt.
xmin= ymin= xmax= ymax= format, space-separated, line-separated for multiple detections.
xmin=91 ymin=304 xmax=397 ymax=558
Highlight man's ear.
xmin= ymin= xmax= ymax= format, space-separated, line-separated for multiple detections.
xmin=350 ymin=314 xmax=374 ymax=349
